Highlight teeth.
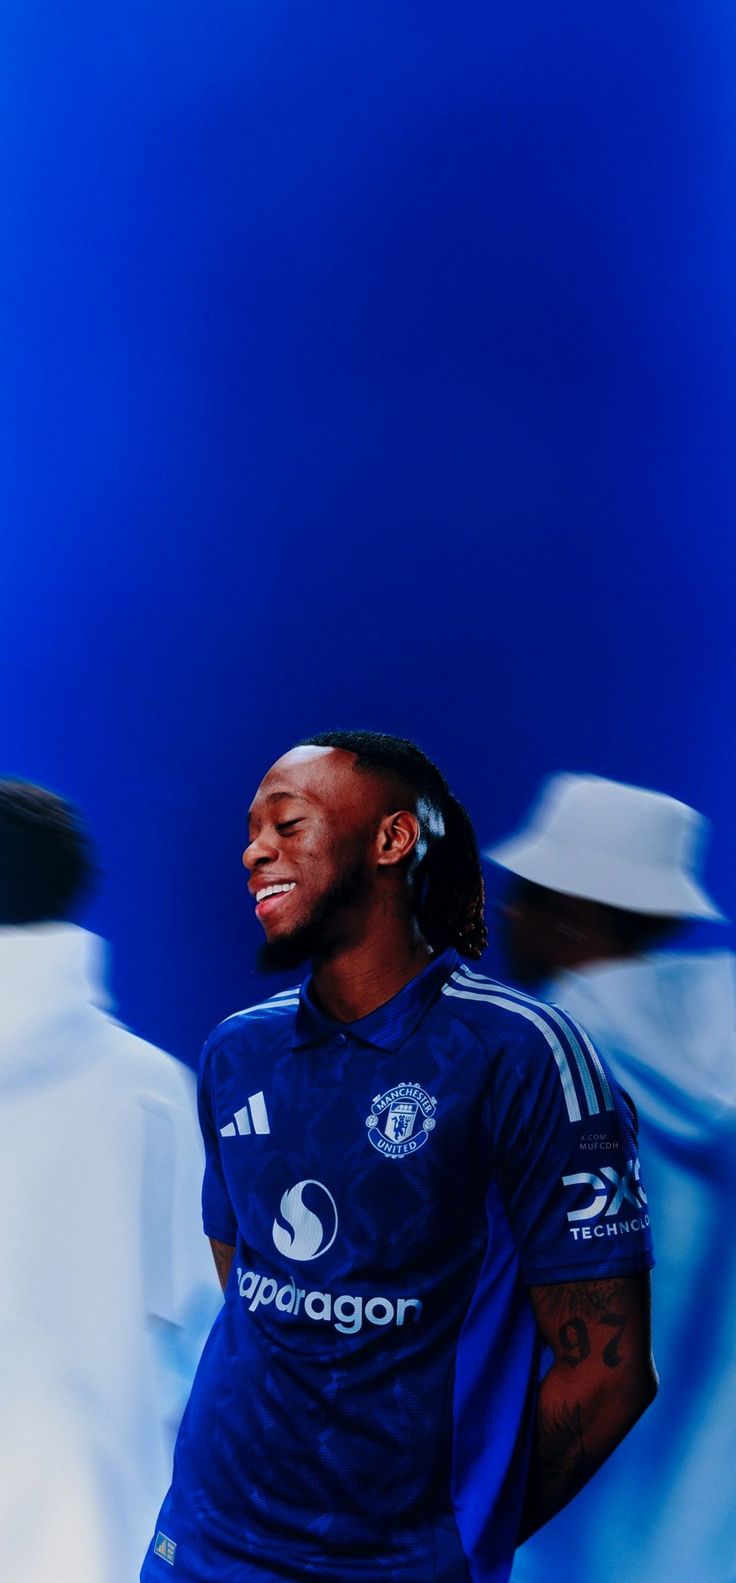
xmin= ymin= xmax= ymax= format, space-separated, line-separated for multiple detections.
xmin=255 ymin=882 xmax=296 ymax=904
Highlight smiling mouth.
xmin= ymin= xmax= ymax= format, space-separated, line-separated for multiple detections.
xmin=254 ymin=882 xmax=296 ymax=920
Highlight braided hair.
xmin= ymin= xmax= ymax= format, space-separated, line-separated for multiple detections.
xmin=297 ymin=731 xmax=487 ymax=960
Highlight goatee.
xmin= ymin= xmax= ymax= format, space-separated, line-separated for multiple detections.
xmin=257 ymin=920 xmax=324 ymax=974
xmin=256 ymin=861 xmax=367 ymax=975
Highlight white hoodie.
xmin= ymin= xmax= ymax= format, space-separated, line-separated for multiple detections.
xmin=0 ymin=924 xmax=220 ymax=1583
xmin=512 ymin=950 xmax=736 ymax=1583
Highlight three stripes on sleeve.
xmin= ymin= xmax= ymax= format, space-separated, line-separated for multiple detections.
xmin=441 ymin=965 xmax=614 ymax=1124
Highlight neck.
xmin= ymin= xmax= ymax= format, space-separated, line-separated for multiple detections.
xmin=311 ymin=911 xmax=434 ymax=1022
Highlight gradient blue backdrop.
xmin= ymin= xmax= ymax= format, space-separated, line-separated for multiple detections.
xmin=2 ymin=0 xmax=734 ymax=1064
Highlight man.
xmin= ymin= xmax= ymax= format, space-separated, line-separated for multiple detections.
xmin=486 ymin=773 xmax=736 ymax=1583
xmin=0 ymin=779 xmax=219 ymax=1583
xmin=142 ymin=734 xmax=656 ymax=1583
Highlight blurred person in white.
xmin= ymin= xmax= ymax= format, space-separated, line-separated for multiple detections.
xmin=485 ymin=774 xmax=736 ymax=1583
xmin=0 ymin=780 xmax=220 ymax=1583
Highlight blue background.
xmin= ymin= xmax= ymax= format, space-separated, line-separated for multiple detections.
xmin=3 ymin=0 xmax=734 ymax=1065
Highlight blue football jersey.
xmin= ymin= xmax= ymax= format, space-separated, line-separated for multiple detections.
xmin=141 ymin=950 xmax=653 ymax=1583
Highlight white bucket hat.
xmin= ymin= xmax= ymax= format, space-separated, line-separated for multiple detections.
xmin=485 ymin=773 xmax=725 ymax=920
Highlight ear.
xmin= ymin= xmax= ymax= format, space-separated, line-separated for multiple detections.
xmin=375 ymin=809 xmax=421 ymax=868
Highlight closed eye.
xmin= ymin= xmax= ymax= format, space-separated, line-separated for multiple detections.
xmin=276 ymin=819 xmax=302 ymax=833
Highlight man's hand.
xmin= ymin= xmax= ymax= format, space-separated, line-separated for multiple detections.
xmin=209 ymin=1238 xmax=236 ymax=1294
xmin=518 ymin=1272 xmax=657 ymax=1543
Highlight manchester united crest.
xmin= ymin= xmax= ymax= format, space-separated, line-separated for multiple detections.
xmin=365 ymin=1082 xmax=437 ymax=1158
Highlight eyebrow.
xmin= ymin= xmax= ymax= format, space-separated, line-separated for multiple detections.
xmin=247 ymin=789 xmax=319 ymax=822
xmin=264 ymin=790 xmax=316 ymax=805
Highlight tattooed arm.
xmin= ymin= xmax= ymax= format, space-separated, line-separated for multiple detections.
xmin=518 ymin=1273 xmax=657 ymax=1543
xmin=209 ymin=1238 xmax=236 ymax=1294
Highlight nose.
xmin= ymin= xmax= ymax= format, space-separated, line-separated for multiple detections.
xmin=242 ymin=829 xmax=278 ymax=872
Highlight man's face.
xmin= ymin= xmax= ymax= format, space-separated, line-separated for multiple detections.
xmin=243 ymin=746 xmax=383 ymax=971
xmin=500 ymin=876 xmax=561 ymax=987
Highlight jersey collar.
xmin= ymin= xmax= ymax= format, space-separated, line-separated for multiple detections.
xmin=292 ymin=947 xmax=459 ymax=1052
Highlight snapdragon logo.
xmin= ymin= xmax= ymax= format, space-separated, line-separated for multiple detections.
xmin=257 ymin=1176 xmax=423 ymax=1331
xmin=562 ymin=1156 xmax=650 ymax=1242
xmin=236 ymin=1266 xmax=423 ymax=1335
xmin=272 ymin=1179 xmax=338 ymax=1262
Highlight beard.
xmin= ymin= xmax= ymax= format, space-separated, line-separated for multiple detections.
xmin=256 ymin=858 xmax=368 ymax=974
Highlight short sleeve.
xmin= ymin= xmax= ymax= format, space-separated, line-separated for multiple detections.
xmin=490 ymin=1003 xmax=655 ymax=1284
xmin=197 ymin=1039 xmax=239 ymax=1246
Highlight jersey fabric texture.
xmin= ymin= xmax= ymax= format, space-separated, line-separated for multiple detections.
xmin=141 ymin=950 xmax=653 ymax=1583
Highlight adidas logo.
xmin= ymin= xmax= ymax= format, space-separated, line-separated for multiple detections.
xmin=220 ymin=1091 xmax=270 ymax=1137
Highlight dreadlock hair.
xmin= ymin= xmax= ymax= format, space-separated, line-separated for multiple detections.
xmin=0 ymin=779 xmax=97 ymax=924
xmin=297 ymin=731 xmax=488 ymax=960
